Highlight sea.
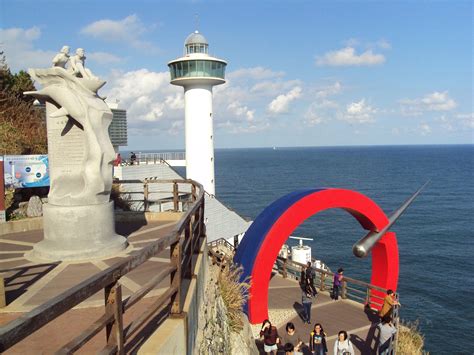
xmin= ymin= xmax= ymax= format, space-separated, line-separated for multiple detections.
xmin=213 ymin=145 xmax=473 ymax=354
xmin=126 ymin=144 xmax=473 ymax=353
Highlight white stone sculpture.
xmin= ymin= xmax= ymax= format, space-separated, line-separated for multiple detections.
xmin=24 ymin=53 xmax=127 ymax=261
xmin=52 ymin=45 xmax=70 ymax=68
xmin=69 ymin=48 xmax=97 ymax=80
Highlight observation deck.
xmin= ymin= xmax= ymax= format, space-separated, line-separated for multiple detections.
xmin=168 ymin=31 xmax=227 ymax=87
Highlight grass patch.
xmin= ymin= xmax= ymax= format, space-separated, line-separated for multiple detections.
xmin=217 ymin=264 xmax=250 ymax=333
xmin=397 ymin=320 xmax=428 ymax=354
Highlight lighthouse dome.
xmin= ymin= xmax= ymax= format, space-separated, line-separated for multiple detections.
xmin=184 ymin=31 xmax=209 ymax=55
xmin=185 ymin=31 xmax=208 ymax=45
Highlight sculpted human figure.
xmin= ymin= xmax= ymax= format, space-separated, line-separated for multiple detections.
xmin=69 ymin=48 xmax=96 ymax=79
xmin=52 ymin=45 xmax=70 ymax=68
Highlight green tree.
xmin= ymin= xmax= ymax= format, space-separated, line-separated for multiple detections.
xmin=0 ymin=52 xmax=47 ymax=154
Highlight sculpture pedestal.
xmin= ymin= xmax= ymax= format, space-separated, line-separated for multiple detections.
xmin=32 ymin=201 xmax=128 ymax=261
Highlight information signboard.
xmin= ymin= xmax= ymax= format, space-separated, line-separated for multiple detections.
xmin=3 ymin=155 xmax=50 ymax=188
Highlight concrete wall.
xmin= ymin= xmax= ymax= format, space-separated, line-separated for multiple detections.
xmin=138 ymin=239 xmax=208 ymax=355
xmin=0 ymin=217 xmax=43 ymax=235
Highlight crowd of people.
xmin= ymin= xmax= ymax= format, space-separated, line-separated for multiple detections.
xmin=258 ymin=264 xmax=399 ymax=355
xmin=259 ymin=319 xmax=356 ymax=355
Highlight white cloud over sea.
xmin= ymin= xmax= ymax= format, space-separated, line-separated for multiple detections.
xmin=316 ymin=47 xmax=385 ymax=67
xmin=400 ymin=91 xmax=457 ymax=116
xmin=80 ymin=14 xmax=159 ymax=52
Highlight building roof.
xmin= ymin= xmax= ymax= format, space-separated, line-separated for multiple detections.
xmin=185 ymin=31 xmax=208 ymax=45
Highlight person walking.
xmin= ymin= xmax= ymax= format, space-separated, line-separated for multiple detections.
xmin=300 ymin=265 xmax=307 ymax=290
xmin=306 ymin=261 xmax=318 ymax=297
xmin=377 ymin=316 xmax=397 ymax=355
xmin=130 ymin=152 xmax=137 ymax=165
xmin=301 ymin=285 xmax=313 ymax=324
xmin=332 ymin=268 xmax=344 ymax=300
xmin=309 ymin=323 xmax=328 ymax=355
xmin=260 ymin=319 xmax=280 ymax=355
xmin=281 ymin=322 xmax=304 ymax=355
xmin=333 ymin=330 xmax=355 ymax=355
xmin=379 ymin=289 xmax=400 ymax=319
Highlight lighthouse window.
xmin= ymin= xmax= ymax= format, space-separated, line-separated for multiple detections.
xmin=197 ymin=61 xmax=205 ymax=76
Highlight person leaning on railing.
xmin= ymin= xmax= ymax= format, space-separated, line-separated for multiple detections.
xmin=377 ymin=315 xmax=397 ymax=355
xmin=379 ymin=289 xmax=400 ymax=319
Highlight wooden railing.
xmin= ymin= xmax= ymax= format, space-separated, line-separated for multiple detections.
xmin=0 ymin=179 xmax=205 ymax=353
xmin=274 ymin=256 xmax=393 ymax=308
xmin=115 ymin=179 xmax=196 ymax=212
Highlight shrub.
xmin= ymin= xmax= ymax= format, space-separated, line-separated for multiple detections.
xmin=110 ymin=183 xmax=132 ymax=211
xmin=217 ymin=264 xmax=250 ymax=333
xmin=396 ymin=320 xmax=428 ymax=354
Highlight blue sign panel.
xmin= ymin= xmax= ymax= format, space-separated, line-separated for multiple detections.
xmin=3 ymin=155 xmax=50 ymax=188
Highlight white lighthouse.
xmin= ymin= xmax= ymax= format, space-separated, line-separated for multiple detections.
xmin=168 ymin=31 xmax=227 ymax=196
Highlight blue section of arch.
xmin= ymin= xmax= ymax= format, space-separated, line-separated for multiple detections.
xmin=233 ymin=188 xmax=327 ymax=283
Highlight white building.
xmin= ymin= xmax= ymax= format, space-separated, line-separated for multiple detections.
xmin=168 ymin=31 xmax=227 ymax=196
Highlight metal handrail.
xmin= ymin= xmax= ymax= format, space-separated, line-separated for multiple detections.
xmin=0 ymin=179 xmax=205 ymax=353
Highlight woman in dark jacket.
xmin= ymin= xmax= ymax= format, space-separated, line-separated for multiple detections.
xmin=259 ymin=319 xmax=280 ymax=354
xmin=309 ymin=323 xmax=327 ymax=355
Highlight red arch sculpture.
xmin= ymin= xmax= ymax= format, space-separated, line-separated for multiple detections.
xmin=234 ymin=188 xmax=399 ymax=324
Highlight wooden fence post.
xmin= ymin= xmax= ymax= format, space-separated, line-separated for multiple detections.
xmin=0 ymin=275 xmax=6 ymax=308
xmin=320 ymin=272 xmax=325 ymax=291
xmin=143 ymin=182 xmax=149 ymax=212
xmin=184 ymin=221 xmax=192 ymax=278
xmin=173 ymin=182 xmax=179 ymax=211
xmin=192 ymin=184 xmax=196 ymax=202
xmin=104 ymin=282 xmax=124 ymax=354
xmin=365 ymin=286 xmax=371 ymax=307
xmin=170 ymin=239 xmax=182 ymax=315
xmin=341 ymin=280 xmax=347 ymax=299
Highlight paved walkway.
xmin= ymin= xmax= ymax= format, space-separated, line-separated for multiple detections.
xmin=0 ymin=220 xmax=179 ymax=354
xmin=251 ymin=275 xmax=381 ymax=354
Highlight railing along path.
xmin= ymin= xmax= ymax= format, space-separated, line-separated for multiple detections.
xmin=0 ymin=179 xmax=205 ymax=354
xmin=273 ymin=254 xmax=400 ymax=354
xmin=115 ymin=179 xmax=195 ymax=212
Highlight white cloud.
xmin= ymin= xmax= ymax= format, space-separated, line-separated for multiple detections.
xmin=88 ymin=51 xmax=122 ymax=65
xmin=104 ymin=69 xmax=182 ymax=134
xmin=227 ymin=67 xmax=285 ymax=81
xmin=80 ymin=15 xmax=158 ymax=52
xmin=227 ymin=101 xmax=255 ymax=122
xmin=315 ymin=81 xmax=342 ymax=98
xmin=419 ymin=123 xmax=432 ymax=136
xmin=268 ymin=86 xmax=302 ymax=114
xmin=214 ymin=67 xmax=302 ymax=133
xmin=340 ymin=99 xmax=377 ymax=124
xmin=435 ymin=112 xmax=474 ymax=131
xmin=456 ymin=113 xmax=474 ymax=129
xmin=376 ymin=39 xmax=392 ymax=50
xmin=316 ymin=47 xmax=385 ymax=67
xmin=400 ymin=91 xmax=457 ymax=116
xmin=0 ymin=27 xmax=55 ymax=72
xmin=304 ymin=103 xmax=326 ymax=126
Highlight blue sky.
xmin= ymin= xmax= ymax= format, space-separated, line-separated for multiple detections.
xmin=1 ymin=0 xmax=472 ymax=149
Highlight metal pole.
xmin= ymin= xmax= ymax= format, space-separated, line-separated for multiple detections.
xmin=0 ymin=157 xmax=5 ymax=223
xmin=353 ymin=181 xmax=430 ymax=258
